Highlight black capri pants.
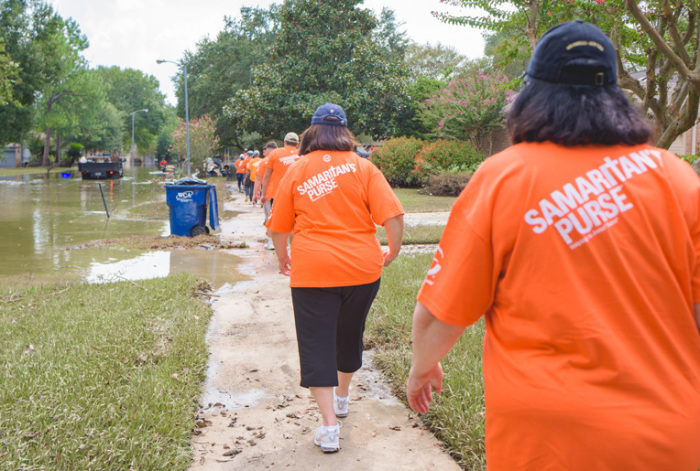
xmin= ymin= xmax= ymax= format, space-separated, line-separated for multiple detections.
xmin=291 ymin=278 xmax=381 ymax=388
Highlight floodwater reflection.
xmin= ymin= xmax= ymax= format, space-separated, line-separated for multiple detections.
xmin=0 ymin=169 xmax=242 ymax=291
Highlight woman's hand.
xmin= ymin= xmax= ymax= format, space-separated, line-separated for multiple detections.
xmin=383 ymin=249 xmax=398 ymax=266
xmin=382 ymin=215 xmax=404 ymax=267
xmin=406 ymin=362 xmax=443 ymax=414
xmin=278 ymin=254 xmax=291 ymax=276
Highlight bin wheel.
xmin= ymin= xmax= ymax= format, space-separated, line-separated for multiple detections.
xmin=190 ymin=225 xmax=209 ymax=237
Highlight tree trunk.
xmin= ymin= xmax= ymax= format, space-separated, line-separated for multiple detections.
xmin=42 ymin=127 xmax=52 ymax=167
xmin=55 ymin=133 xmax=60 ymax=165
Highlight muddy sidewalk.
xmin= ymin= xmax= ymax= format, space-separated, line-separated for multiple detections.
xmin=190 ymin=188 xmax=459 ymax=470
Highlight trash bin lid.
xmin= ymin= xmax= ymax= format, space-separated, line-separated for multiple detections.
xmin=172 ymin=176 xmax=208 ymax=186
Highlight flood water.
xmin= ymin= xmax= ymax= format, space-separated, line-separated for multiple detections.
xmin=0 ymin=167 xmax=243 ymax=291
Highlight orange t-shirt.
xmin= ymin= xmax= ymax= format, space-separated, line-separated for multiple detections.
xmin=247 ymin=157 xmax=261 ymax=182
xmin=256 ymin=159 xmax=267 ymax=180
xmin=265 ymin=145 xmax=301 ymax=199
xmin=418 ymin=142 xmax=700 ymax=470
xmin=267 ymin=150 xmax=404 ymax=287
xmin=236 ymin=157 xmax=249 ymax=174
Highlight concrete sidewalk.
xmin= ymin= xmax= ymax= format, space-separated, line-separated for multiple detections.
xmin=189 ymin=188 xmax=461 ymax=470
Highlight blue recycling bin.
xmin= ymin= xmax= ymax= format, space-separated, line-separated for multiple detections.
xmin=165 ymin=179 xmax=220 ymax=237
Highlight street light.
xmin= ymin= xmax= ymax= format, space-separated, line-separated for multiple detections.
xmin=131 ymin=109 xmax=148 ymax=169
xmin=156 ymin=59 xmax=190 ymax=176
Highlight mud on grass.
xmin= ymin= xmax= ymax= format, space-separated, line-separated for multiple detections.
xmin=72 ymin=234 xmax=247 ymax=251
xmin=367 ymin=253 xmax=487 ymax=470
xmin=0 ymin=274 xmax=213 ymax=470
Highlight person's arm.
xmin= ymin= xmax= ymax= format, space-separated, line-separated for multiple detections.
xmin=271 ymin=231 xmax=291 ymax=275
xmin=260 ymin=168 xmax=273 ymax=203
xmin=406 ymin=302 xmax=466 ymax=414
xmin=695 ymin=304 xmax=700 ymax=334
xmin=253 ymin=177 xmax=262 ymax=203
xmin=382 ymin=214 xmax=404 ymax=267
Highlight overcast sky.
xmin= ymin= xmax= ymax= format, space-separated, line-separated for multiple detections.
xmin=48 ymin=0 xmax=484 ymax=105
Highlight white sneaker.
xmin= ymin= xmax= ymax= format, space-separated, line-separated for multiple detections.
xmin=264 ymin=239 xmax=275 ymax=250
xmin=313 ymin=422 xmax=340 ymax=453
xmin=333 ymin=389 xmax=349 ymax=418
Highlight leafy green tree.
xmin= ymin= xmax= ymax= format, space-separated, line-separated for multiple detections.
xmin=437 ymin=0 xmax=700 ymax=149
xmin=0 ymin=0 xmax=86 ymax=147
xmin=405 ymin=43 xmax=474 ymax=81
xmin=69 ymin=101 xmax=123 ymax=154
xmin=395 ymin=43 xmax=488 ymax=138
xmin=0 ymin=39 xmax=18 ymax=106
xmin=483 ymin=30 xmax=529 ymax=79
xmin=224 ymin=0 xmax=409 ymax=140
xmin=420 ymin=70 xmax=512 ymax=148
xmin=96 ymin=66 xmax=168 ymax=155
xmin=169 ymin=115 xmax=220 ymax=171
xmin=177 ymin=7 xmax=280 ymax=150
xmin=37 ymin=68 xmax=109 ymax=166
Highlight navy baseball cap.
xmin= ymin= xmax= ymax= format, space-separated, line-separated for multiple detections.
xmin=525 ymin=20 xmax=617 ymax=86
xmin=311 ymin=103 xmax=347 ymax=127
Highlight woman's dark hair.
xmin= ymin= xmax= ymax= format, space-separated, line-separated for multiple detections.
xmin=507 ymin=80 xmax=653 ymax=146
xmin=298 ymin=124 xmax=358 ymax=155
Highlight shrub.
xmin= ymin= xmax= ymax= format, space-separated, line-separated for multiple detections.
xmin=420 ymin=70 xmax=512 ymax=147
xmin=370 ymin=137 xmax=426 ymax=187
xmin=413 ymin=139 xmax=483 ymax=184
xmin=422 ymin=172 xmax=472 ymax=196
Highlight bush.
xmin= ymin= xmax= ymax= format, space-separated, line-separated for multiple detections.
xmin=413 ymin=139 xmax=483 ymax=184
xmin=370 ymin=137 xmax=426 ymax=187
xmin=422 ymin=172 xmax=472 ymax=196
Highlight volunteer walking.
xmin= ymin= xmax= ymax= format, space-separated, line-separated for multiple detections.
xmin=407 ymin=21 xmax=700 ymax=470
xmin=268 ymin=103 xmax=404 ymax=454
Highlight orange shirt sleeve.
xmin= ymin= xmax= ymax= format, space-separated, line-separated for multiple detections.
xmin=416 ymin=167 xmax=500 ymax=327
xmin=367 ymin=167 xmax=404 ymax=225
xmin=664 ymin=153 xmax=700 ymax=302
xmin=266 ymin=170 xmax=295 ymax=233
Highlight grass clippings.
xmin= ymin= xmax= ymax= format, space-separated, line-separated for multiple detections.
xmin=367 ymin=253 xmax=486 ymax=470
xmin=0 ymin=274 xmax=212 ymax=470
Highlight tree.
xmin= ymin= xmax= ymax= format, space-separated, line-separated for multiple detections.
xmin=0 ymin=0 xmax=86 ymax=147
xmin=405 ymin=43 xmax=474 ymax=81
xmin=169 ymin=115 xmax=219 ymax=171
xmin=223 ymin=0 xmax=410 ymax=141
xmin=177 ymin=7 xmax=280 ymax=150
xmin=36 ymin=68 xmax=110 ymax=166
xmin=420 ymin=70 xmax=512 ymax=148
xmin=483 ymin=30 xmax=529 ymax=79
xmin=0 ymin=39 xmax=18 ymax=106
xmin=436 ymin=0 xmax=700 ymax=149
xmin=96 ymin=66 xmax=168 ymax=155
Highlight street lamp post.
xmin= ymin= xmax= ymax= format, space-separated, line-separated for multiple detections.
xmin=156 ymin=59 xmax=190 ymax=176
xmin=131 ymin=108 xmax=148 ymax=169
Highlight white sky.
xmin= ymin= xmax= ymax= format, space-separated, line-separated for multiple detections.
xmin=48 ymin=0 xmax=484 ymax=106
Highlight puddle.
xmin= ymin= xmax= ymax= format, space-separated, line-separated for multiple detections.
xmin=0 ymin=168 xmax=243 ymax=291
xmin=86 ymin=249 xmax=246 ymax=289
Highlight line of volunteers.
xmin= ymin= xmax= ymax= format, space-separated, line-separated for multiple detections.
xmin=227 ymin=20 xmax=700 ymax=469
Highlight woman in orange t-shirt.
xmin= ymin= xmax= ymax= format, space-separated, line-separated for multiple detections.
xmin=268 ymin=103 xmax=404 ymax=453
xmin=407 ymin=21 xmax=700 ymax=470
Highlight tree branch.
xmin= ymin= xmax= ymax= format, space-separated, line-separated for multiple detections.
xmin=624 ymin=0 xmax=694 ymax=79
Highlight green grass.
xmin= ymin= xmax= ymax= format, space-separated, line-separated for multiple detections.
xmin=393 ymin=188 xmax=457 ymax=213
xmin=368 ymin=253 xmax=486 ymax=470
xmin=0 ymin=274 xmax=212 ymax=470
xmin=376 ymin=224 xmax=444 ymax=245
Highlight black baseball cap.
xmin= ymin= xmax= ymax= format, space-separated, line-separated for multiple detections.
xmin=525 ymin=20 xmax=617 ymax=87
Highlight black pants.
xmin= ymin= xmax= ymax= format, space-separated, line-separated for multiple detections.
xmin=291 ymin=278 xmax=381 ymax=388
